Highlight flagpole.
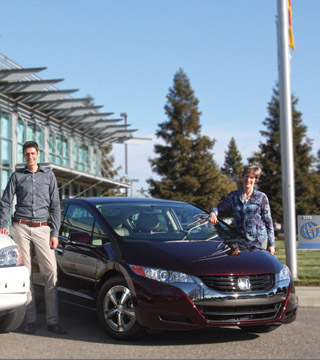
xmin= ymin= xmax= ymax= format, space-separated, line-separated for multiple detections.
xmin=277 ymin=0 xmax=298 ymax=279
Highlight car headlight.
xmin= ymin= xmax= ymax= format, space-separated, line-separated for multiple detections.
xmin=129 ymin=265 xmax=196 ymax=284
xmin=279 ymin=265 xmax=291 ymax=281
xmin=0 ymin=246 xmax=24 ymax=267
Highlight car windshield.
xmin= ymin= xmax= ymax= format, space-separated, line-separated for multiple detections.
xmin=95 ymin=200 xmax=243 ymax=243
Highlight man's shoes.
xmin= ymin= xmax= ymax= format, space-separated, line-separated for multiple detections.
xmin=47 ymin=323 xmax=67 ymax=334
xmin=24 ymin=322 xmax=36 ymax=334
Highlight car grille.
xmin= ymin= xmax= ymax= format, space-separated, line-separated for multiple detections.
xmin=197 ymin=302 xmax=282 ymax=323
xmin=199 ymin=274 xmax=274 ymax=293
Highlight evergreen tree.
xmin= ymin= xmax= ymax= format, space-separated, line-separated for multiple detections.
xmin=249 ymin=86 xmax=317 ymax=223
xmin=100 ymin=143 xmax=120 ymax=179
xmin=316 ymin=149 xmax=320 ymax=174
xmin=147 ymin=69 xmax=227 ymax=210
xmin=221 ymin=137 xmax=243 ymax=187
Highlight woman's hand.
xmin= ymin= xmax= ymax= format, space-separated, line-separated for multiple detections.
xmin=268 ymin=246 xmax=275 ymax=255
xmin=208 ymin=212 xmax=219 ymax=225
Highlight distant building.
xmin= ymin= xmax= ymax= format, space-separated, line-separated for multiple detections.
xmin=0 ymin=54 xmax=139 ymax=199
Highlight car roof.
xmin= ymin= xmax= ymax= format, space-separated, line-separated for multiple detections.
xmin=63 ymin=197 xmax=189 ymax=206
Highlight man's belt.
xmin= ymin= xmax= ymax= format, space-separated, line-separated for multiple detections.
xmin=13 ymin=218 xmax=48 ymax=227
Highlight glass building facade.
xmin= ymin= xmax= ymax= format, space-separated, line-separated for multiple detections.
xmin=0 ymin=54 xmax=134 ymax=199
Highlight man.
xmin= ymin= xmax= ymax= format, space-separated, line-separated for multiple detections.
xmin=0 ymin=141 xmax=66 ymax=334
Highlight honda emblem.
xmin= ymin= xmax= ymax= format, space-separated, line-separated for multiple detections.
xmin=237 ymin=277 xmax=251 ymax=291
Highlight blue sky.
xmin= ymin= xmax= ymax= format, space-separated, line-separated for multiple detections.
xmin=1 ymin=0 xmax=319 ymax=195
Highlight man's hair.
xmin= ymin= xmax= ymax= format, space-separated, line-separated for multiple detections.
xmin=22 ymin=141 xmax=39 ymax=153
xmin=242 ymin=165 xmax=262 ymax=181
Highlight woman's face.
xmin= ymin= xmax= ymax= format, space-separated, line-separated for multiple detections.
xmin=242 ymin=172 xmax=257 ymax=189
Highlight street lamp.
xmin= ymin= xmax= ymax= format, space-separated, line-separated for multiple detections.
xmin=130 ymin=179 xmax=139 ymax=197
xmin=119 ymin=112 xmax=152 ymax=197
xmin=120 ymin=112 xmax=129 ymax=196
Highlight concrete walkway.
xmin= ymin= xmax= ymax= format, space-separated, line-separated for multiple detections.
xmin=296 ymin=287 xmax=320 ymax=307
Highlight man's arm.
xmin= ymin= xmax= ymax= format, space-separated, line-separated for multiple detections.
xmin=48 ymin=171 xmax=61 ymax=239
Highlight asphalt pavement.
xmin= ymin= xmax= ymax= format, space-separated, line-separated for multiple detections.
xmin=296 ymin=286 xmax=320 ymax=307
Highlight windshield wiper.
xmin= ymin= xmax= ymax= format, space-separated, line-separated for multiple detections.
xmin=182 ymin=212 xmax=209 ymax=241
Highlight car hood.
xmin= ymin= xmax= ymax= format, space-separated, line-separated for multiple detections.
xmin=119 ymin=239 xmax=282 ymax=276
xmin=0 ymin=234 xmax=15 ymax=249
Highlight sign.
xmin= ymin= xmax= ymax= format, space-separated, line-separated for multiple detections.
xmin=297 ymin=215 xmax=320 ymax=249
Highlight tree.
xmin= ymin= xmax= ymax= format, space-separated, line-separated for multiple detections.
xmin=221 ymin=137 xmax=243 ymax=187
xmin=315 ymin=149 xmax=320 ymax=174
xmin=249 ymin=86 xmax=317 ymax=223
xmin=147 ymin=69 xmax=227 ymax=210
xmin=100 ymin=143 xmax=120 ymax=179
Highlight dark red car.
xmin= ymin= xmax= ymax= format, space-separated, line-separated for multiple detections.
xmin=34 ymin=197 xmax=297 ymax=340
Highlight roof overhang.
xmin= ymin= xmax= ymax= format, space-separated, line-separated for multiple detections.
xmin=15 ymin=162 xmax=129 ymax=193
xmin=0 ymin=53 xmax=145 ymax=145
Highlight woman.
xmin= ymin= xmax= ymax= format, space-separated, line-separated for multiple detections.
xmin=209 ymin=165 xmax=275 ymax=254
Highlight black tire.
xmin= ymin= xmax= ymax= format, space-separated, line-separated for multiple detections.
xmin=239 ymin=324 xmax=280 ymax=333
xmin=97 ymin=276 xmax=143 ymax=340
xmin=0 ymin=305 xmax=26 ymax=333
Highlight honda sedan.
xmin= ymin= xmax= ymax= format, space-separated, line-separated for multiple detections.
xmin=34 ymin=197 xmax=297 ymax=340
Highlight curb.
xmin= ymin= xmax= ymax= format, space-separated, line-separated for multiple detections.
xmin=296 ymin=287 xmax=320 ymax=307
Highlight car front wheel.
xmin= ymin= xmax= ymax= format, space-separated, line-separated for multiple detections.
xmin=0 ymin=305 xmax=26 ymax=333
xmin=97 ymin=276 xmax=142 ymax=340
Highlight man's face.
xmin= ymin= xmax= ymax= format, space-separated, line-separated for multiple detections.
xmin=23 ymin=147 xmax=40 ymax=167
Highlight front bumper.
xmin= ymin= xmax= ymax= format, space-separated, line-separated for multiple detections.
xmin=0 ymin=266 xmax=30 ymax=312
xmin=130 ymin=275 xmax=297 ymax=330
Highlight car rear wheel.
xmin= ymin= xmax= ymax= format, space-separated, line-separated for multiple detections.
xmin=239 ymin=324 xmax=280 ymax=333
xmin=97 ymin=276 xmax=142 ymax=340
xmin=0 ymin=305 xmax=26 ymax=333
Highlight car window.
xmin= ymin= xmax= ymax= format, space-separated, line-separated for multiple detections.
xmin=93 ymin=201 xmax=243 ymax=243
xmin=60 ymin=204 xmax=109 ymax=245
xmin=92 ymin=220 xmax=109 ymax=246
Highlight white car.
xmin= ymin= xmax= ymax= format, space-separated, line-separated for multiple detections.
xmin=0 ymin=234 xmax=30 ymax=333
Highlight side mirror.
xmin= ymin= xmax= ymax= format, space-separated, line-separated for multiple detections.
xmin=70 ymin=231 xmax=91 ymax=244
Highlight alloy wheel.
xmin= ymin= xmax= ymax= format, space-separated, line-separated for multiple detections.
xmin=103 ymin=284 xmax=136 ymax=333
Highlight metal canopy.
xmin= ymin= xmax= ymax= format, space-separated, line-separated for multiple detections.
xmin=13 ymin=89 xmax=79 ymax=102
xmin=0 ymin=54 xmax=140 ymax=145
xmin=15 ymin=162 xmax=128 ymax=192
xmin=0 ymin=67 xmax=47 ymax=82
xmin=47 ymin=163 xmax=128 ymax=189
xmin=0 ymin=79 xmax=64 ymax=93
xmin=47 ymin=105 xmax=104 ymax=117
xmin=34 ymin=98 xmax=93 ymax=110
xmin=100 ymin=129 xmax=138 ymax=142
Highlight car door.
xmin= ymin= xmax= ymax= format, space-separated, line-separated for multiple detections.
xmin=56 ymin=202 xmax=109 ymax=298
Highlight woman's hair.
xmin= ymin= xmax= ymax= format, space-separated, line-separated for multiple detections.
xmin=242 ymin=165 xmax=262 ymax=181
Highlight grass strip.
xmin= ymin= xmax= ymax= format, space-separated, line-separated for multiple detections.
xmin=275 ymin=240 xmax=320 ymax=286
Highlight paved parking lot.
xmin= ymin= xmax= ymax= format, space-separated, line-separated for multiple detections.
xmin=1 ymin=304 xmax=319 ymax=359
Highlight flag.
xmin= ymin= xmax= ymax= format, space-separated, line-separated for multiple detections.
xmin=288 ymin=0 xmax=295 ymax=50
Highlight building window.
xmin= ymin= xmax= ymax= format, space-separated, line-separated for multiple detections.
xmin=17 ymin=117 xmax=44 ymax=163
xmin=17 ymin=118 xmax=25 ymax=163
xmin=73 ymin=143 xmax=79 ymax=169
xmin=73 ymin=142 xmax=89 ymax=172
xmin=83 ymin=145 xmax=89 ymax=172
xmin=63 ymin=138 xmax=69 ymax=166
xmin=1 ymin=111 xmax=12 ymax=168
xmin=49 ymin=131 xmax=69 ymax=166
xmin=1 ymin=169 xmax=10 ymax=195
xmin=0 ymin=110 xmax=12 ymax=194
xmin=93 ymin=148 xmax=100 ymax=175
